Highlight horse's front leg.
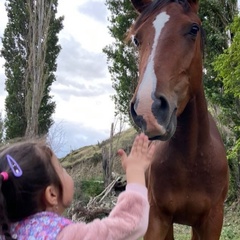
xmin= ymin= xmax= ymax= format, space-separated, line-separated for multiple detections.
xmin=191 ymin=204 xmax=224 ymax=240
xmin=144 ymin=206 xmax=174 ymax=240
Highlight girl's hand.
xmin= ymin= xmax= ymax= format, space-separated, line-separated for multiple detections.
xmin=118 ymin=133 xmax=156 ymax=186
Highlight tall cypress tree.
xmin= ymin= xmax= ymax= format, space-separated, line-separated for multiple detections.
xmin=103 ymin=0 xmax=138 ymax=122
xmin=1 ymin=0 xmax=63 ymax=139
xmin=0 ymin=112 xmax=3 ymax=143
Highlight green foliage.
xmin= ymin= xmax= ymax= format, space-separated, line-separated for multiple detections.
xmin=221 ymin=225 xmax=238 ymax=240
xmin=92 ymin=152 xmax=102 ymax=166
xmin=1 ymin=0 xmax=28 ymax=139
xmin=214 ymin=16 xmax=240 ymax=98
xmin=212 ymin=15 xmax=240 ymax=200
xmin=199 ymin=1 xmax=239 ymax=166
xmin=103 ymin=0 xmax=138 ymax=121
xmin=199 ymin=0 xmax=237 ymax=104
xmin=227 ymin=156 xmax=239 ymax=202
xmin=0 ymin=113 xmax=3 ymax=143
xmin=1 ymin=0 xmax=63 ymax=139
xmin=74 ymin=179 xmax=104 ymax=204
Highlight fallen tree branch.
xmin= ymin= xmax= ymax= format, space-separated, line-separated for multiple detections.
xmin=87 ymin=176 xmax=121 ymax=207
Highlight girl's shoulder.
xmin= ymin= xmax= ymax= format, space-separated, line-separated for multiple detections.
xmin=10 ymin=211 xmax=72 ymax=240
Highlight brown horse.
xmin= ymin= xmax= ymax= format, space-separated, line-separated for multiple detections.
xmin=128 ymin=0 xmax=229 ymax=239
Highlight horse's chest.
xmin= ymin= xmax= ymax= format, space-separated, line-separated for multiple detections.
xmin=148 ymin=147 xmax=226 ymax=225
xmin=150 ymin=164 xmax=215 ymax=200
xmin=149 ymin=152 xmax=220 ymax=206
xmin=151 ymin=150 xmax=214 ymax=187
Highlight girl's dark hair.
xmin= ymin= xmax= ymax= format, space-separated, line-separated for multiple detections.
xmin=0 ymin=141 xmax=63 ymax=238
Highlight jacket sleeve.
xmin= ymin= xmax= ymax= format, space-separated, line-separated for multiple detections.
xmin=57 ymin=183 xmax=149 ymax=240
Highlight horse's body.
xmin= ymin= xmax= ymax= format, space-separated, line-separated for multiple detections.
xmin=128 ymin=0 xmax=229 ymax=239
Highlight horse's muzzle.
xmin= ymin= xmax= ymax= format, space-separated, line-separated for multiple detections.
xmin=130 ymin=95 xmax=177 ymax=140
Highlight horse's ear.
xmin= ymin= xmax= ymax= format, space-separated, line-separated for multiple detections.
xmin=131 ymin=0 xmax=152 ymax=13
xmin=187 ymin=0 xmax=199 ymax=13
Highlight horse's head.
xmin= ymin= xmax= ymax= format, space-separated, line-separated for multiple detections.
xmin=129 ymin=0 xmax=203 ymax=140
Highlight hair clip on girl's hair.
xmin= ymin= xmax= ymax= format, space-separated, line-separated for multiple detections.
xmin=6 ymin=154 xmax=23 ymax=177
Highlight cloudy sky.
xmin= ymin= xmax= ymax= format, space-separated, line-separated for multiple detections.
xmin=0 ymin=0 xmax=124 ymax=157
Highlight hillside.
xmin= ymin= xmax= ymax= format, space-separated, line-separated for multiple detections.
xmin=60 ymin=127 xmax=138 ymax=181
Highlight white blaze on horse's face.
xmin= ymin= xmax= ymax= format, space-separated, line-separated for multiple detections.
xmin=135 ymin=12 xmax=170 ymax=113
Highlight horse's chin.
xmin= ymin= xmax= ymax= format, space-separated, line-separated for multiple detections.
xmin=149 ymin=133 xmax=172 ymax=141
xmin=149 ymin=114 xmax=177 ymax=141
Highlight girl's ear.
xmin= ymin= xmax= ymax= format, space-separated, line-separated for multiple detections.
xmin=44 ymin=185 xmax=59 ymax=207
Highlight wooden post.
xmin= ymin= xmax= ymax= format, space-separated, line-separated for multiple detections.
xmin=102 ymin=123 xmax=114 ymax=188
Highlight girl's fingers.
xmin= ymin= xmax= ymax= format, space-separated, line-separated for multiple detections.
xmin=118 ymin=149 xmax=127 ymax=169
xmin=118 ymin=149 xmax=126 ymax=158
xmin=133 ymin=133 xmax=150 ymax=156
xmin=131 ymin=135 xmax=140 ymax=155
xmin=141 ymin=134 xmax=149 ymax=154
xmin=148 ymin=141 xmax=156 ymax=159
xmin=136 ymin=134 xmax=144 ymax=153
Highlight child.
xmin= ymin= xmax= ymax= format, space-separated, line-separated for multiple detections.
xmin=0 ymin=133 xmax=156 ymax=240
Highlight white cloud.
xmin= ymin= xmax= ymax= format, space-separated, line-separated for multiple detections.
xmin=56 ymin=37 xmax=108 ymax=82
xmin=57 ymin=0 xmax=112 ymax=53
xmin=78 ymin=0 xmax=108 ymax=24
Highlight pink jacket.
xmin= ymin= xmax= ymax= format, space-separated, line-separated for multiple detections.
xmin=57 ymin=183 xmax=149 ymax=240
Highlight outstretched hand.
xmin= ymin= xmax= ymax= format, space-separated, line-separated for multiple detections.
xmin=118 ymin=133 xmax=156 ymax=186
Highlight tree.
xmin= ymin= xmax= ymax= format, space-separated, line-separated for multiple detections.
xmin=103 ymin=0 xmax=138 ymax=122
xmin=199 ymin=2 xmax=239 ymax=200
xmin=0 ymin=112 xmax=3 ymax=143
xmin=1 ymin=0 xmax=63 ymax=139
xmin=199 ymin=0 xmax=238 ymax=104
xmin=214 ymin=16 xmax=240 ymax=98
xmin=213 ymin=16 xmax=240 ymax=199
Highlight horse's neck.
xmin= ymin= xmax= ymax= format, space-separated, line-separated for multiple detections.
xmin=174 ymin=88 xmax=210 ymax=153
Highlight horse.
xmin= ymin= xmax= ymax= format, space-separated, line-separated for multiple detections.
xmin=128 ymin=0 xmax=229 ymax=239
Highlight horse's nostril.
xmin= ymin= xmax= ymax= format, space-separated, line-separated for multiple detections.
xmin=130 ymin=102 xmax=147 ymax=131
xmin=159 ymin=96 xmax=169 ymax=111
xmin=152 ymin=95 xmax=169 ymax=112
xmin=130 ymin=102 xmax=137 ymax=118
xmin=151 ymin=94 xmax=170 ymax=124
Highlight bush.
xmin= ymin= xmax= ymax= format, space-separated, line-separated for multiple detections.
xmin=226 ymin=157 xmax=239 ymax=203
xmin=74 ymin=178 xmax=104 ymax=204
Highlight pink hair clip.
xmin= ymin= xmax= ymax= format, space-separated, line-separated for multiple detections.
xmin=0 ymin=172 xmax=9 ymax=181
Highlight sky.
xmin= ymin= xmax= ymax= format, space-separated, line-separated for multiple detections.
xmin=0 ymin=0 xmax=122 ymax=157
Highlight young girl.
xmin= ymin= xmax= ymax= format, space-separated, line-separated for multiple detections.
xmin=0 ymin=133 xmax=155 ymax=240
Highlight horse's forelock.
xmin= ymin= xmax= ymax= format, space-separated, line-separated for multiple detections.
xmin=132 ymin=0 xmax=190 ymax=31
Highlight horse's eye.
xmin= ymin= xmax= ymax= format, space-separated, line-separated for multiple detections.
xmin=189 ymin=24 xmax=200 ymax=36
xmin=132 ymin=35 xmax=140 ymax=47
